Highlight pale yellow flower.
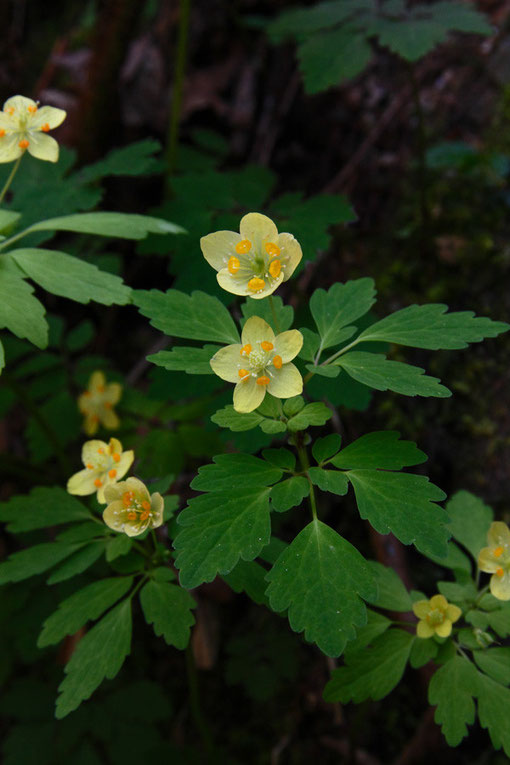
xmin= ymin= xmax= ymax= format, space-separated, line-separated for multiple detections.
xmin=413 ymin=594 xmax=462 ymax=639
xmin=103 ymin=477 xmax=164 ymax=537
xmin=66 ymin=437 xmax=134 ymax=504
xmin=210 ymin=315 xmax=303 ymax=413
xmin=200 ymin=212 xmax=302 ymax=299
xmin=78 ymin=371 xmax=122 ymax=436
xmin=0 ymin=95 xmax=66 ymax=163
xmin=478 ymin=521 xmax=510 ymax=601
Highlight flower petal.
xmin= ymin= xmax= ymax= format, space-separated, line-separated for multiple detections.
xmin=445 ymin=604 xmax=462 ymax=623
xmin=0 ymin=134 xmax=23 ymax=163
xmin=435 ymin=620 xmax=453 ymax=638
xmin=241 ymin=316 xmax=274 ymax=347
xmin=478 ymin=546 xmax=500 ymax=573
xmin=273 ymin=329 xmax=303 ymax=363
xmin=487 ymin=521 xmax=510 ymax=548
xmin=104 ymin=382 xmax=122 ymax=404
xmin=233 ymin=376 xmax=266 ymax=413
xmin=210 ymin=344 xmax=243 ymax=382
xmin=90 ymin=371 xmax=106 ymax=390
xmin=200 ymin=230 xmax=241 ymax=271
xmin=416 ymin=620 xmax=434 ymax=638
xmin=490 ymin=571 xmax=510 ymax=601
xmin=29 ymin=105 xmax=66 ymax=130
xmin=151 ymin=493 xmax=164 ymax=527
xmin=278 ymin=233 xmax=302 ymax=280
xmin=429 ymin=594 xmax=448 ymax=611
xmin=412 ymin=600 xmax=431 ymax=619
xmin=217 ymin=270 xmax=253 ymax=297
xmin=3 ymin=95 xmax=36 ymax=113
xmin=103 ymin=501 xmax=127 ymax=532
xmin=67 ymin=468 xmax=99 ymax=496
xmin=239 ymin=212 xmax=278 ymax=251
xmin=116 ymin=450 xmax=134 ymax=480
xmin=84 ymin=415 xmax=99 ymax=436
xmin=26 ymin=132 xmax=59 ymax=163
xmin=82 ymin=439 xmax=108 ymax=465
xmin=125 ymin=476 xmax=151 ymax=501
xmin=101 ymin=408 xmax=120 ymax=429
xmin=266 ymin=363 xmax=303 ymax=399
xmin=108 ymin=437 xmax=122 ymax=455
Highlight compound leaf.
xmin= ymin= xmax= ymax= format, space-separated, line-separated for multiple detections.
xmin=428 ymin=656 xmax=478 ymax=746
xmin=270 ymin=477 xmax=310 ymax=512
xmin=310 ymin=278 xmax=376 ymax=350
xmin=191 ymin=453 xmax=282 ymax=492
xmin=140 ymin=579 xmax=196 ymax=649
xmin=330 ymin=431 xmax=427 ymax=470
xmin=335 ymin=352 xmax=451 ymax=397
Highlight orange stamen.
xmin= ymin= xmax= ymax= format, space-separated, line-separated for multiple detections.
xmin=104 ymin=402 xmax=112 ymax=409
xmin=240 ymin=344 xmax=252 ymax=356
xmin=256 ymin=376 xmax=270 ymax=386
xmin=123 ymin=491 xmax=134 ymax=507
xmin=83 ymin=391 xmax=91 ymax=397
xmin=41 ymin=123 xmax=50 ymax=132
xmin=496 ymin=568 xmax=505 ymax=578
xmin=228 ymin=256 xmax=240 ymax=274
xmin=269 ymin=259 xmax=281 ymax=279
xmin=260 ymin=341 xmax=273 ymax=352
xmin=127 ymin=511 xmax=137 ymax=521
xmin=142 ymin=500 xmax=151 ymax=511
xmin=98 ymin=448 xmax=104 ymax=454
xmin=140 ymin=509 xmax=151 ymax=521
xmin=248 ymin=277 xmax=265 ymax=291
xmin=108 ymin=469 xmax=117 ymax=479
xmin=97 ymin=385 xmax=105 ymax=393
xmin=494 ymin=546 xmax=504 ymax=558
xmin=27 ymin=105 xmax=37 ymax=114
xmin=94 ymin=479 xmax=102 ymax=488
xmin=235 ymin=239 xmax=251 ymax=254
xmin=238 ymin=368 xmax=249 ymax=379
xmin=112 ymin=453 xmax=121 ymax=462
xmin=273 ymin=355 xmax=283 ymax=369
xmin=86 ymin=463 xmax=94 ymax=470
xmin=265 ymin=242 xmax=280 ymax=258
xmin=6 ymin=107 xmax=14 ymax=115
xmin=0 ymin=129 xmax=5 ymax=138
xmin=18 ymin=139 xmax=29 ymax=149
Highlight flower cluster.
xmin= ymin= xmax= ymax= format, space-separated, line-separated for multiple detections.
xmin=0 ymin=95 xmax=66 ymax=164
xmin=478 ymin=521 xmax=510 ymax=601
xmin=412 ymin=594 xmax=462 ymax=639
xmin=201 ymin=213 xmax=302 ymax=300
xmin=78 ymin=371 xmax=122 ymax=436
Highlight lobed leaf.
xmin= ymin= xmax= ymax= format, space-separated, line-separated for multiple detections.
xmin=140 ymin=580 xmax=196 ymax=649
xmin=25 ymin=212 xmax=184 ymax=239
xmin=0 ymin=486 xmax=91 ymax=532
xmin=191 ymin=453 xmax=282 ymax=492
xmin=335 ymin=352 xmax=451 ymax=397
xmin=147 ymin=345 xmax=220 ymax=374
xmin=270 ymin=477 xmax=310 ymax=512
xmin=0 ymin=272 xmax=47 ymax=348
xmin=330 ymin=431 xmax=426 ymax=470
xmin=365 ymin=561 xmax=413 ymax=612
xmin=310 ymin=278 xmax=376 ymax=351
xmin=446 ymin=490 xmax=493 ymax=559
xmin=428 ymin=656 xmax=478 ymax=746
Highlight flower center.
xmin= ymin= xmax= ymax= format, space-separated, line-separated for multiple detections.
xmin=426 ymin=609 xmax=445 ymax=626
xmin=122 ymin=491 xmax=152 ymax=524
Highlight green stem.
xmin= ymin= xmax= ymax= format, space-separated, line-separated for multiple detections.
xmin=296 ymin=438 xmax=318 ymax=521
xmin=0 ymin=156 xmax=22 ymax=205
xmin=129 ymin=574 xmax=149 ymax=600
xmin=304 ymin=336 xmax=365 ymax=383
xmin=166 ymin=0 xmax=191 ymax=183
xmin=268 ymin=295 xmax=281 ymax=333
xmin=473 ymin=583 xmax=490 ymax=607
xmin=185 ymin=644 xmax=215 ymax=756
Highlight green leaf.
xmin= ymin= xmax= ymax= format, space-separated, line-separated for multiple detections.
xmin=331 ymin=431 xmax=427 ymax=470
xmin=211 ymin=405 xmax=264 ymax=432
xmin=287 ymin=402 xmax=332 ymax=431
xmin=283 ymin=395 xmax=305 ymax=417
xmin=0 ymin=338 xmax=4 ymax=373
xmin=105 ymin=535 xmax=133 ymax=562
xmin=426 ymin=540 xmax=471 ymax=573
xmin=298 ymin=26 xmax=372 ymax=93
xmin=0 ymin=542 xmax=82 ymax=584
xmin=140 ymin=579 xmax=195 ymax=649
xmin=0 ymin=209 xmax=21 ymax=232
xmin=308 ymin=467 xmax=349 ymax=496
xmin=306 ymin=363 xmax=340 ymax=378
xmin=357 ymin=304 xmax=509 ymax=349
xmin=191 ymin=453 xmax=282 ymax=492
xmin=323 ymin=629 xmax=414 ymax=702
xmin=486 ymin=606 xmax=510 ymax=638
xmin=299 ymin=327 xmax=320 ymax=361
xmin=310 ymin=278 xmax=376 ymax=350
xmin=262 ymin=447 xmax=296 ymax=471
xmin=147 ymin=345 xmax=219 ymax=374
xmin=266 ymin=519 xmax=376 ymax=656
xmin=0 ymin=486 xmax=91 ymax=532
xmin=38 ymin=577 xmax=133 ymax=647
xmin=446 ymin=490 xmax=493 ymax=559
xmin=270 ymin=477 xmax=310 ymax=512
xmin=474 ymin=648 xmax=510 ymax=686
xmin=373 ymin=17 xmax=449 ymax=61
xmin=335 ymin=352 xmax=451 ymax=397
xmin=267 ymin=0 xmax=371 ymax=40
xmin=46 ymin=542 xmax=105 ymax=584
xmin=346 ymin=609 xmax=391 ymax=652
xmin=312 ymin=434 xmax=342 ymax=464
xmin=174 ymin=487 xmax=273 ymax=588
xmin=365 ymin=561 xmax=413 ymax=612
xmin=431 ymin=1 xmax=493 ymax=35
xmin=241 ymin=295 xmax=294 ymax=332
xmin=260 ymin=419 xmax=287 ymax=434
xmin=26 ymin=212 xmax=183 ymax=239
xmin=428 ymin=655 xmax=478 ymax=746
xmin=0 ymin=271 xmax=47 ymax=348
xmin=347 ymin=470 xmax=449 ymax=557
xmin=11 ymin=249 xmax=131 ymax=306
xmin=477 ymin=672 xmax=510 ymax=755
xmin=223 ymin=559 xmax=270 ymax=606
xmin=409 ymin=637 xmax=438 ymax=669
xmin=56 ymin=599 xmax=132 ymax=718
xmin=134 ymin=288 xmax=240 ymax=344
xmin=79 ymin=139 xmax=163 ymax=181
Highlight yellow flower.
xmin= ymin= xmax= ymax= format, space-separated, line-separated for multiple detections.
xmin=478 ymin=521 xmax=510 ymax=601
xmin=413 ymin=594 xmax=462 ymax=639
xmin=200 ymin=212 xmax=302 ymax=299
xmin=210 ymin=315 xmax=303 ymax=413
xmin=66 ymin=437 xmax=134 ymax=504
xmin=103 ymin=477 xmax=164 ymax=537
xmin=78 ymin=371 xmax=122 ymax=436
xmin=0 ymin=95 xmax=66 ymax=163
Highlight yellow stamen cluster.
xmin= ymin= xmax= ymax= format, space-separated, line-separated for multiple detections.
xmin=237 ymin=340 xmax=283 ymax=384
